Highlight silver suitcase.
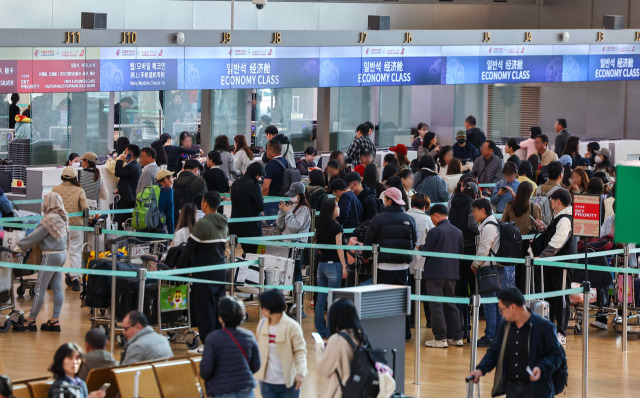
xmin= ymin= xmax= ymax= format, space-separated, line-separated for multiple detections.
xmin=530 ymin=265 xmax=550 ymax=320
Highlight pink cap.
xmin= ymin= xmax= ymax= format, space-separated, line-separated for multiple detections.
xmin=384 ymin=187 xmax=405 ymax=206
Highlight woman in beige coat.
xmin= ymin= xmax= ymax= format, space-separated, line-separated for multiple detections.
xmin=314 ymin=299 xmax=366 ymax=398
xmin=256 ymin=289 xmax=307 ymax=397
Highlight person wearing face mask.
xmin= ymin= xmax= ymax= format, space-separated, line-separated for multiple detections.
xmin=593 ymin=148 xmax=616 ymax=184
xmin=230 ymin=162 xmax=266 ymax=255
xmin=411 ymin=122 xmax=429 ymax=150
xmin=584 ymin=142 xmax=600 ymax=167
xmin=65 ymin=153 xmax=81 ymax=167
xmin=277 ymin=182 xmax=311 ymax=287
xmin=452 ymin=130 xmax=480 ymax=165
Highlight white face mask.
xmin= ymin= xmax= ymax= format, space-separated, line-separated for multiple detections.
xmin=594 ymin=156 xmax=603 ymax=164
xmin=290 ymin=196 xmax=299 ymax=204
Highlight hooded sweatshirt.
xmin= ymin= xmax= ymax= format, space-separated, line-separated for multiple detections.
xmin=176 ymin=212 xmax=228 ymax=282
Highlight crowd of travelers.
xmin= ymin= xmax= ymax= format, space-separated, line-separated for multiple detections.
xmin=0 ymin=115 xmax=624 ymax=398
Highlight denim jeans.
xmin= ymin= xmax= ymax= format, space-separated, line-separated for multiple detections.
xmin=260 ymin=382 xmax=300 ymax=398
xmin=210 ymin=389 xmax=254 ymax=398
xmin=315 ymin=262 xmax=342 ymax=337
xmin=481 ymin=267 xmax=506 ymax=340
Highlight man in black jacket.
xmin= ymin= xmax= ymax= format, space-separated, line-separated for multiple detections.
xmin=470 ymin=287 xmax=565 ymax=398
xmin=364 ymin=187 xmax=417 ymax=340
xmin=173 ymin=159 xmax=208 ymax=223
xmin=420 ymin=204 xmax=464 ymax=348
xmin=114 ymin=144 xmax=142 ymax=227
xmin=176 ymin=191 xmax=229 ymax=353
xmin=229 ymin=162 xmax=265 ymax=254
xmin=465 ymin=115 xmax=486 ymax=151
xmin=344 ymin=171 xmax=378 ymax=222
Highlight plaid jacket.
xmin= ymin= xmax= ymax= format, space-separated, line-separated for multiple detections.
xmin=346 ymin=136 xmax=376 ymax=166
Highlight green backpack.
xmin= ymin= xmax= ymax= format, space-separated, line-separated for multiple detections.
xmin=132 ymin=185 xmax=164 ymax=231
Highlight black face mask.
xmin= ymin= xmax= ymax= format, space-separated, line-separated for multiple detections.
xmin=457 ymin=139 xmax=466 ymax=145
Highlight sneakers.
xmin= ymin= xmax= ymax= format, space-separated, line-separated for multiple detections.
xmin=425 ymin=339 xmax=448 ymax=348
xmin=447 ymin=339 xmax=464 ymax=347
xmin=187 ymin=344 xmax=205 ymax=354
xmin=71 ymin=279 xmax=81 ymax=292
xmin=308 ymin=302 xmax=315 ymax=309
xmin=557 ymin=332 xmax=567 ymax=345
xmin=477 ymin=336 xmax=493 ymax=348
xmin=590 ymin=321 xmax=608 ymax=330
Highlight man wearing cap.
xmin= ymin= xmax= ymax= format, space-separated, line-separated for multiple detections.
xmin=52 ymin=166 xmax=89 ymax=291
xmin=364 ymin=187 xmax=417 ymax=340
xmin=328 ymin=178 xmax=362 ymax=231
xmin=155 ymin=169 xmax=175 ymax=234
xmin=419 ymin=204 xmax=465 ymax=348
xmin=136 ymin=147 xmax=160 ymax=195
xmin=352 ymin=148 xmax=374 ymax=177
xmin=452 ymin=130 xmax=480 ymax=164
xmin=346 ymin=123 xmax=376 ymax=167
xmin=344 ymin=172 xmax=378 ymax=223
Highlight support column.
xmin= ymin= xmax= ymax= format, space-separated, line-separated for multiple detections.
xmin=316 ymin=87 xmax=331 ymax=152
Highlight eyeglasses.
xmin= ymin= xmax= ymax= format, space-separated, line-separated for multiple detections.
xmin=122 ymin=324 xmax=133 ymax=332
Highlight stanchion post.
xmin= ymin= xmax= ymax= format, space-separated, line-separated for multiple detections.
xmin=137 ymin=268 xmax=146 ymax=313
xmin=372 ymin=244 xmax=380 ymax=285
xmin=413 ymin=268 xmax=422 ymax=385
xmin=309 ymin=212 xmax=316 ymax=288
xmin=524 ymin=256 xmax=533 ymax=307
xmin=94 ymin=223 xmax=102 ymax=255
xmin=582 ymin=280 xmax=589 ymax=398
xmin=468 ymin=294 xmax=481 ymax=398
xmin=110 ymin=241 xmax=117 ymax=355
xmin=259 ymin=256 xmax=266 ymax=294
xmin=229 ymin=235 xmax=237 ymax=294
xmin=622 ymin=245 xmax=630 ymax=352
xmin=295 ymin=281 xmax=303 ymax=325
xmin=83 ymin=208 xmax=90 ymax=242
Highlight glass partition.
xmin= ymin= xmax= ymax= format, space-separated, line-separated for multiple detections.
xmin=330 ymin=87 xmax=373 ymax=151
xmin=115 ymin=91 xmax=162 ymax=149
xmin=212 ymin=89 xmax=249 ymax=148
xmin=378 ymin=86 xmax=412 ymax=148
xmin=161 ymin=90 xmax=200 ymax=142
xmin=256 ymin=88 xmax=316 ymax=152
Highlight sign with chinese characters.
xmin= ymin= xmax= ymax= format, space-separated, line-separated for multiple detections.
xmin=359 ymin=46 xmax=408 ymax=86
xmin=478 ymin=45 xmax=562 ymax=84
xmin=0 ymin=48 xmax=31 ymax=93
xmin=588 ymin=44 xmax=640 ymax=81
xmin=99 ymin=47 xmax=183 ymax=91
xmin=31 ymin=47 xmax=99 ymax=92
xmin=572 ymin=194 xmax=602 ymax=238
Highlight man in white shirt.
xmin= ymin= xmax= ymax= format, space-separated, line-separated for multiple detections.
xmin=535 ymin=188 xmax=576 ymax=345
xmin=470 ymin=198 xmax=501 ymax=347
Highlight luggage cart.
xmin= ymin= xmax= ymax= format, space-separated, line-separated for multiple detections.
xmin=0 ymin=246 xmax=26 ymax=332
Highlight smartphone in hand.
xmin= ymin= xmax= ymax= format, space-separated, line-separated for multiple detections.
xmin=311 ymin=332 xmax=324 ymax=345
xmin=99 ymin=383 xmax=111 ymax=392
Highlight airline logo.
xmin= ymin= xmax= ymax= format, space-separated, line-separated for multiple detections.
xmin=137 ymin=48 xmax=165 ymax=58
xmin=363 ymin=47 xmax=404 ymax=57
xmin=116 ymin=49 xmax=136 ymax=57
xmin=33 ymin=48 xmax=84 ymax=59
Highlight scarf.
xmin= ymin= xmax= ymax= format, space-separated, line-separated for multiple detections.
xmin=41 ymin=192 xmax=68 ymax=240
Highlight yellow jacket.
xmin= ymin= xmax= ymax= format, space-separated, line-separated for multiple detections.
xmin=255 ymin=313 xmax=307 ymax=389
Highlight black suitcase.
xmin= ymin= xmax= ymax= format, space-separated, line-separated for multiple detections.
xmin=115 ymin=277 xmax=182 ymax=325
xmin=85 ymin=259 xmax=139 ymax=309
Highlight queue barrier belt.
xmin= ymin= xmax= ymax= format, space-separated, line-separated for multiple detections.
xmin=12 ymin=199 xmax=44 ymax=205
xmin=0 ymin=258 xmax=588 ymax=304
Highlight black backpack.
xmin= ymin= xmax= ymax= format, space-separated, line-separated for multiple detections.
xmin=354 ymin=219 xmax=371 ymax=243
xmin=335 ymin=332 xmax=386 ymax=398
xmin=273 ymin=157 xmax=301 ymax=196
xmin=164 ymin=243 xmax=187 ymax=269
xmin=374 ymin=198 xmax=385 ymax=214
xmin=553 ymin=345 xmax=569 ymax=394
xmin=486 ymin=221 xmax=522 ymax=262
xmin=173 ymin=174 xmax=197 ymax=221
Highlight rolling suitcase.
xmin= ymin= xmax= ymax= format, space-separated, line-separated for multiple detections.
xmin=530 ymin=265 xmax=550 ymax=320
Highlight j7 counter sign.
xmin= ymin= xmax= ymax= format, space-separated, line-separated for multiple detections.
xmin=572 ymin=194 xmax=602 ymax=238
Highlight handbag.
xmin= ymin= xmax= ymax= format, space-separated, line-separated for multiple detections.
xmin=476 ymin=263 xmax=501 ymax=295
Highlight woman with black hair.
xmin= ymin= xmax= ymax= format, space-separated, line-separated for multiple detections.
xmin=585 ymin=141 xmax=600 ymax=166
xmin=256 ymin=289 xmax=307 ymax=397
xmin=413 ymin=155 xmax=449 ymax=203
xmin=527 ymin=154 xmax=546 ymax=186
xmin=593 ymin=148 xmax=616 ymax=184
xmin=314 ymin=299 xmax=368 ymax=398
xmin=362 ymin=164 xmax=386 ymax=198
xmin=8 ymin=93 xmax=20 ymax=129
xmin=150 ymin=139 xmax=168 ymax=167
xmin=561 ymin=136 xmax=583 ymax=168
xmin=277 ymin=182 xmax=312 ymax=285
xmin=323 ymin=159 xmax=344 ymax=187
xmin=517 ymin=160 xmax=538 ymax=191
xmin=214 ymin=135 xmax=240 ymax=179
xmin=435 ymin=145 xmax=453 ymax=175
xmin=48 ymin=343 xmax=105 ymax=398
xmin=504 ymin=138 xmax=521 ymax=167
xmin=411 ymin=122 xmax=429 ymax=150
xmin=418 ymin=131 xmax=439 ymax=159
xmin=163 ymin=131 xmax=203 ymax=173
xmin=314 ymin=198 xmax=347 ymax=338
xmin=381 ymin=163 xmax=399 ymax=184
xmin=230 ymin=162 xmax=265 ymax=255
xmin=78 ymin=152 xmax=107 ymax=211
xmin=65 ymin=153 xmax=80 ymax=167
xmin=233 ymin=134 xmax=254 ymax=174
xmin=306 ymin=169 xmax=327 ymax=212
xmin=200 ymin=296 xmax=260 ymax=398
